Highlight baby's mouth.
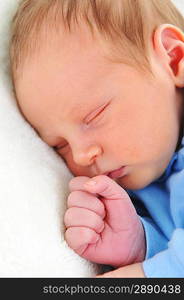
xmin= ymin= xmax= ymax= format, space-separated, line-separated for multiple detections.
xmin=105 ymin=166 xmax=127 ymax=179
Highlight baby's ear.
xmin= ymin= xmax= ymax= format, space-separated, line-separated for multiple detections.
xmin=153 ymin=24 xmax=184 ymax=87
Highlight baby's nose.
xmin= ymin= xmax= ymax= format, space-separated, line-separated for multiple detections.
xmin=72 ymin=144 xmax=102 ymax=166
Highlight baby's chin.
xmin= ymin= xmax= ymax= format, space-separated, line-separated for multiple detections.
xmin=116 ymin=174 xmax=154 ymax=190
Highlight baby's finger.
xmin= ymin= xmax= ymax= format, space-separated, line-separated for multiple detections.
xmin=69 ymin=176 xmax=90 ymax=192
xmin=68 ymin=190 xmax=105 ymax=218
xmin=65 ymin=227 xmax=100 ymax=255
xmin=83 ymin=175 xmax=137 ymax=230
xmin=83 ymin=175 xmax=128 ymax=200
xmin=64 ymin=207 xmax=104 ymax=233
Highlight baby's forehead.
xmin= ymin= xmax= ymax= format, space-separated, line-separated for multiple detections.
xmin=14 ymin=20 xmax=113 ymax=83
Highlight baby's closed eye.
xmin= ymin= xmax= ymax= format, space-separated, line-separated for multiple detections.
xmin=83 ymin=101 xmax=111 ymax=125
xmin=54 ymin=141 xmax=68 ymax=151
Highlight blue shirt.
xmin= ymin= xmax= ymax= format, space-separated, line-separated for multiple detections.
xmin=128 ymin=137 xmax=184 ymax=277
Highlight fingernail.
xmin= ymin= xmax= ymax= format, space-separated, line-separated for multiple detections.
xmin=84 ymin=180 xmax=97 ymax=187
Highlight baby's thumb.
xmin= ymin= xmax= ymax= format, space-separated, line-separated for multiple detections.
xmin=84 ymin=175 xmax=137 ymax=229
xmin=84 ymin=175 xmax=128 ymax=201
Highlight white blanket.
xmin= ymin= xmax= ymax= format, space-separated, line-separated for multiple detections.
xmin=0 ymin=0 xmax=183 ymax=277
xmin=0 ymin=0 xmax=100 ymax=277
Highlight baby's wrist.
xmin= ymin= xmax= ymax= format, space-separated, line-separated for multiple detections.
xmin=118 ymin=221 xmax=146 ymax=267
xmin=132 ymin=221 xmax=146 ymax=263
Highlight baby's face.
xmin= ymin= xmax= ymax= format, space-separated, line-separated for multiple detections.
xmin=15 ymin=28 xmax=182 ymax=190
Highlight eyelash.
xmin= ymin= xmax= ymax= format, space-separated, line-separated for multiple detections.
xmin=84 ymin=103 xmax=108 ymax=125
xmin=54 ymin=142 xmax=68 ymax=151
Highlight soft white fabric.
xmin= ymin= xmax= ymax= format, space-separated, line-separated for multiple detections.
xmin=172 ymin=0 xmax=184 ymax=12
xmin=0 ymin=0 xmax=100 ymax=277
xmin=0 ymin=0 xmax=183 ymax=277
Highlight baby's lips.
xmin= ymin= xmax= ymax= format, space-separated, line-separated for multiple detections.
xmin=107 ymin=166 xmax=127 ymax=179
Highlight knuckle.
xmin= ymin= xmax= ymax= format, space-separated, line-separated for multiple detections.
xmin=68 ymin=178 xmax=76 ymax=190
xmin=79 ymin=228 xmax=97 ymax=243
xmin=68 ymin=177 xmax=79 ymax=191
xmin=92 ymin=216 xmax=104 ymax=233
xmin=94 ymin=200 xmax=105 ymax=217
xmin=93 ymin=174 xmax=107 ymax=182
xmin=65 ymin=227 xmax=88 ymax=243
xmin=64 ymin=228 xmax=72 ymax=242
xmin=64 ymin=208 xmax=75 ymax=226
xmin=67 ymin=191 xmax=82 ymax=206
xmin=69 ymin=176 xmax=90 ymax=189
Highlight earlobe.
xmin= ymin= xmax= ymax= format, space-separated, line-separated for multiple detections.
xmin=153 ymin=24 xmax=184 ymax=87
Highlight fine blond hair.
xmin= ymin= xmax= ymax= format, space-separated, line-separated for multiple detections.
xmin=10 ymin=0 xmax=184 ymax=76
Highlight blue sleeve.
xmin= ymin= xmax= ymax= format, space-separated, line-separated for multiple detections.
xmin=140 ymin=217 xmax=168 ymax=258
xmin=143 ymin=228 xmax=184 ymax=277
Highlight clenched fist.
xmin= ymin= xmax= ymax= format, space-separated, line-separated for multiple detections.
xmin=64 ymin=175 xmax=145 ymax=267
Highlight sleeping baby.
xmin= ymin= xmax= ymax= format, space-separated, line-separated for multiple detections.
xmin=10 ymin=0 xmax=184 ymax=277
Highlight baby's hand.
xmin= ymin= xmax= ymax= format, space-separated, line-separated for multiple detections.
xmin=64 ymin=175 xmax=145 ymax=267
